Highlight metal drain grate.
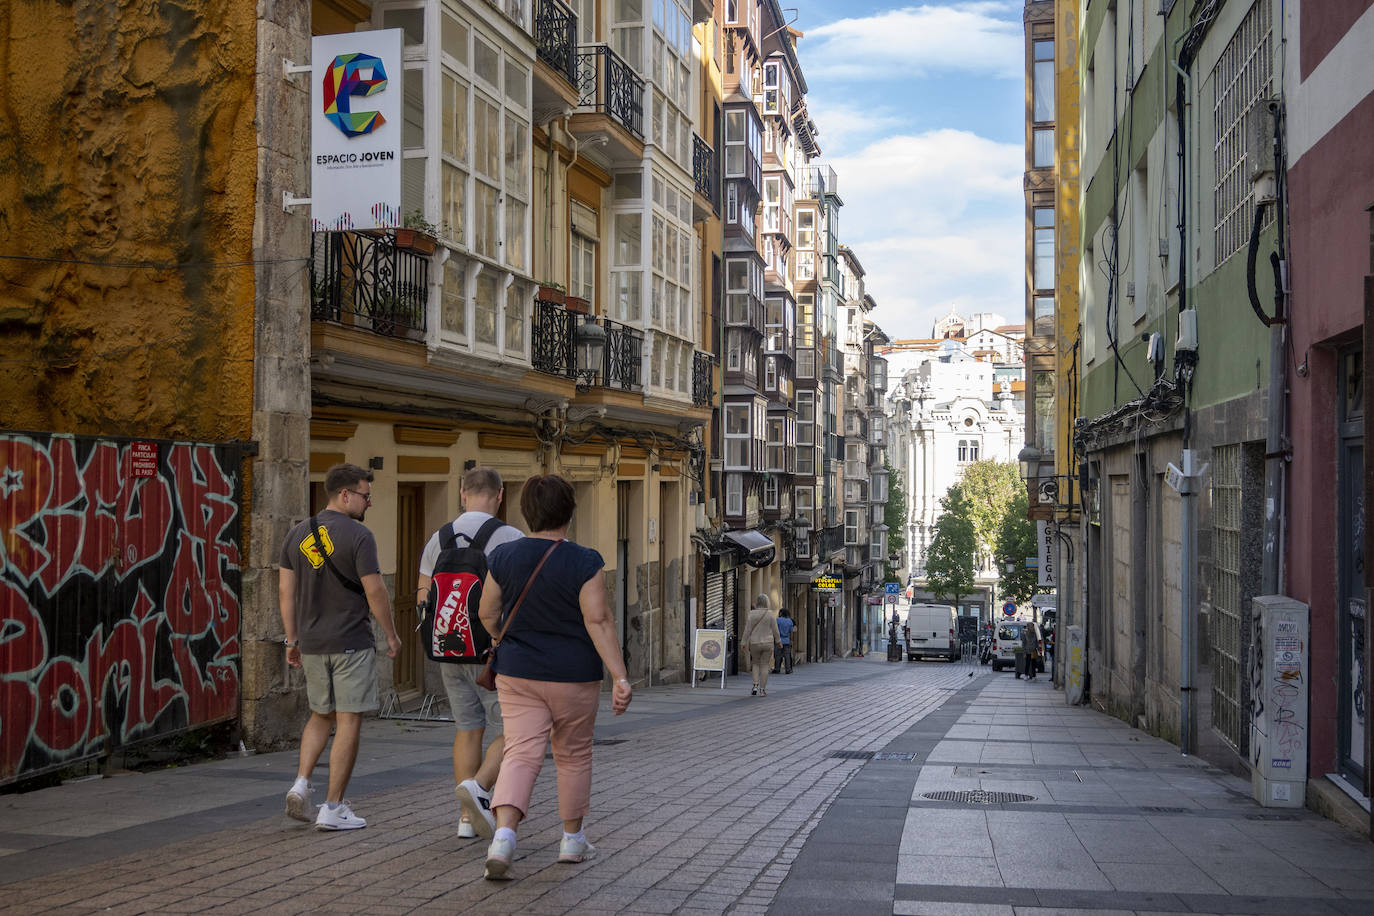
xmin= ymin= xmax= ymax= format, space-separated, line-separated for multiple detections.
xmin=1138 ymin=806 xmax=1188 ymax=813
xmin=923 ymin=790 xmax=1036 ymax=805
xmin=1246 ymin=813 xmax=1297 ymax=821
xmin=873 ymin=753 xmax=916 ymax=762
xmin=830 ymin=750 xmax=876 ymax=760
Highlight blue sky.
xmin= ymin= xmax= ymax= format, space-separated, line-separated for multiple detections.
xmin=792 ymin=0 xmax=1026 ymax=341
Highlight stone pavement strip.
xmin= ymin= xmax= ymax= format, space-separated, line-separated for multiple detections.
xmin=4 ymin=656 xmax=1374 ymax=915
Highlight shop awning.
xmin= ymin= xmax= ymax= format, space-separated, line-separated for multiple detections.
xmin=723 ymin=529 xmax=777 ymax=568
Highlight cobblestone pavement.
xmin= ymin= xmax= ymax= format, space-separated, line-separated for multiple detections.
xmin=1 ymin=656 xmax=976 ymax=914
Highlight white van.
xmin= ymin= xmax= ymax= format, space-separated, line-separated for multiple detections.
xmin=905 ymin=604 xmax=960 ymax=661
xmin=991 ymin=619 xmax=1044 ymax=673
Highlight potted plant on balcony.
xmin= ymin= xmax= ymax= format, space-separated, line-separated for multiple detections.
xmin=394 ymin=211 xmax=440 ymax=255
xmin=537 ymin=281 xmax=567 ymax=305
xmin=564 ymin=293 xmax=590 ymax=314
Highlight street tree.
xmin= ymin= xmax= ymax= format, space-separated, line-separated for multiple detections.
xmin=924 ymin=485 xmax=976 ymax=605
xmin=995 ymin=488 xmax=1039 ymax=605
xmin=956 ymin=460 xmax=1023 ymax=566
xmin=883 ymin=457 xmax=907 ymax=583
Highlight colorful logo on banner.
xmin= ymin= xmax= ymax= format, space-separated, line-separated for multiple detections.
xmin=323 ymin=52 xmax=389 ymax=137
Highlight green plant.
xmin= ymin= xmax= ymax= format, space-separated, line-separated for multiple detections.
xmin=539 ymin=280 xmax=567 ymax=292
xmin=403 ymin=210 xmax=443 ymax=237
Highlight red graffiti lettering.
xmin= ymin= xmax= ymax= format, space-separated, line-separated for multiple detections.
xmin=163 ymin=446 xmax=241 ymax=639
xmin=0 ymin=434 xmax=241 ymax=784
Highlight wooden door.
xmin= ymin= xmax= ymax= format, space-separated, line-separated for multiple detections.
xmin=393 ymin=483 xmax=424 ymax=696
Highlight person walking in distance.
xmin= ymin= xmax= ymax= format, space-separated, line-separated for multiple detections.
xmin=776 ymin=609 xmax=795 ymax=674
xmin=477 ymin=475 xmax=632 ymax=880
xmin=1019 ymin=622 xmax=1042 ymax=681
xmin=279 ymin=464 xmax=402 ymax=831
xmin=743 ymin=595 xmax=782 ymax=696
xmin=416 ymin=467 xmax=524 ymax=840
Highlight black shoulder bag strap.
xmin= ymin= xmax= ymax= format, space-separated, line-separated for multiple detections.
xmin=468 ymin=516 xmax=507 ymax=553
xmin=308 ymin=515 xmax=366 ymax=596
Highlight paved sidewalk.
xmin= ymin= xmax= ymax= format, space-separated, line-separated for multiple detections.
xmin=3 ymin=655 xmax=1373 ymax=915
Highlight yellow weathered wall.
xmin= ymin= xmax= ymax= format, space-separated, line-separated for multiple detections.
xmin=0 ymin=0 xmax=258 ymax=441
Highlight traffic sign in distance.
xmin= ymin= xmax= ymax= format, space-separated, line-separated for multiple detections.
xmin=885 ymin=583 xmax=900 ymax=595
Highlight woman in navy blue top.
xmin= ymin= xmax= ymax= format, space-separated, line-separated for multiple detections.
xmin=477 ymin=474 xmax=632 ymax=879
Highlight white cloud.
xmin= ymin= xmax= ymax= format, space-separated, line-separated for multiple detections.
xmin=804 ymin=3 xmax=1024 ymax=82
xmin=822 ymin=129 xmax=1024 ymax=339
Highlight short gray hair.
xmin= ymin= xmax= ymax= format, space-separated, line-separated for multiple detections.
xmin=461 ymin=466 xmax=503 ymax=496
xmin=754 ymin=593 xmax=770 ymax=609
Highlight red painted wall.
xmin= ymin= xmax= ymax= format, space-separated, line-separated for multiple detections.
xmin=1301 ymin=0 xmax=1374 ymax=80
xmin=1285 ymin=89 xmax=1374 ymax=776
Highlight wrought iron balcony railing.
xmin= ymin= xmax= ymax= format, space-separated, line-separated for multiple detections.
xmin=310 ymin=231 xmax=428 ymax=340
xmin=532 ymin=297 xmax=577 ymax=378
xmin=531 ymin=300 xmax=643 ymax=392
xmin=692 ymin=350 xmax=714 ymax=406
xmin=534 ymin=0 xmax=577 ymax=87
xmin=599 ymin=315 xmax=643 ymax=390
xmin=692 ymin=133 xmax=718 ymax=211
xmin=575 ymin=45 xmax=644 ymax=139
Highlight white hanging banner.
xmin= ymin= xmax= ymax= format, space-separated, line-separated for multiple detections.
xmin=310 ymin=29 xmax=403 ymax=231
xmin=1037 ymin=520 xmax=1057 ymax=588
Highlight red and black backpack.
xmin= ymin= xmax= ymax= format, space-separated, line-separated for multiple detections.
xmin=420 ymin=517 xmax=510 ymax=663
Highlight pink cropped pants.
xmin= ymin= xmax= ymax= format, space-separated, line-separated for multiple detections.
xmin=491 ymin=674 xmax=601 ymax=821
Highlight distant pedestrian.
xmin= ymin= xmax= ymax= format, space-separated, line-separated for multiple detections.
xmin=775 ymin=609 xmax=795 ymax=673
xmin=743 ymin=595 xmax=782 ymax=696
xmin=477 ymin=474 xmax=632 ymax=880
xmin=279 ymin=464 xmax=402 ymax=831
xmin=416 ymin=467 xmax=523 ymax=840
xmin=1019 ymin=623 xmax=1041 ymax=681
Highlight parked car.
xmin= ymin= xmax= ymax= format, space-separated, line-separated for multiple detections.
xmin=990 ymin=620 xmax=1044 ymax=673
xmin=905 ymin=604 xmax=960 ymax=661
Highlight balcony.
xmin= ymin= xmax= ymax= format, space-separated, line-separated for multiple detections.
xmin=798 ymin=165 xmax=838 ymax=201
xmin=533 ymin=0 xmax=578 ymax=92
xmin=568 ymin=45 xmax=644 ymax=161
xmin=531 ymin=300 xmax=643 ymax=392
xmin=532 ymin=297 xmax=577 ymax=378
xmin=310 ymin=231 xmax=428 ymax=341
xmin=692 ymin=350 xmax=714 ymax=406
xmin=692 ymin=133 xmax=719 ymax=218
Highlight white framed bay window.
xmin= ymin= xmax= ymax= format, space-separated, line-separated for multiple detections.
xmin=415 ymin=1 xmax=531 ymax=359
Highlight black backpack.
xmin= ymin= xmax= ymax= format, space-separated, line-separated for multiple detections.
xmin=420 ymin=517 xmax=510 ymax=663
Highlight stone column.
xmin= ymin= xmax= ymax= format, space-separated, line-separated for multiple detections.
xmin=242 ymin=0 xmax=313 ymax=749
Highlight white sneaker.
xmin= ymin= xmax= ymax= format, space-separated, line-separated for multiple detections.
xmin=315 ymin=801 xmax=366 ymax=831
xmin=456 ymin=778 xmax=495 ymax=838
xmin=557 ymin=836 xmax=597 ymax=864
xmin=484 ymin=837 xmax=515 ymax=880
xmin=285 ymin=783 xmax=313 ymax=823
xmin=457 ymin=815 xmax=476 ymax=839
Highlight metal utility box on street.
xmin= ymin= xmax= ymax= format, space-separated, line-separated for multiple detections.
xmin=1249 ymin=595 xmax=1310 ymax=808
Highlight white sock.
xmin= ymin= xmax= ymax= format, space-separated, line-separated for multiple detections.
xmin=494 ymin=826 xmax=517 ymax=846
xmin=291 ymin=777 xmax=310 ymax=794
xmin=563 ymin=830 xmax=586 ymax=844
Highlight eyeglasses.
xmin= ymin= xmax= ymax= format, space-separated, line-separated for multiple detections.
xmin=344 ymin=489 xmax=373 ymax=503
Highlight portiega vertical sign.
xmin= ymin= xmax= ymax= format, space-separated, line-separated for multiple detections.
xmin=310 ymin=30 xmax=403 ymax=232
xmin=1037 ymin=521 xmax=1056 ymax=588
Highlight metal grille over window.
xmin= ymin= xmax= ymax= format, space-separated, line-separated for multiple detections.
xmin=1210 ymin=443 xmax=1249 ymax=755
xmin=1212 ymin=0 xmax=1273 ymax=263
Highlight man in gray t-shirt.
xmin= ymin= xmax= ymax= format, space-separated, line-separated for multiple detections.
xmin=417 ymin=467 xmax=522 ymax=840
xmin=279 ymin=464 xmax=402 ymax=832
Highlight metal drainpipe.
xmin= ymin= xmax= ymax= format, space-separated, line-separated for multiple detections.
xmin=1180 ymin=448 xmax=1199 ymax=756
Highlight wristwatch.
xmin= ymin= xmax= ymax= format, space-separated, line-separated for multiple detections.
xmin=284 ymin=638 xmax=299 ymax=648
xmin=616 ymin=677 xmax=631 ymax=688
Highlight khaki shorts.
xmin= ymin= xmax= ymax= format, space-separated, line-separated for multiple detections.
xmin=441 ymin=663 xmax=503 ymax=732
xmin=302 ymin=648 xmax=379 ymax=714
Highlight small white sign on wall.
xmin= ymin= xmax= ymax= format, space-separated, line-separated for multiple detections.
xmin=310 ymin=29 xmax=404 ymax=231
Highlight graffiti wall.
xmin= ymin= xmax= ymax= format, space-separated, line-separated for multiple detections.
xmin=0 ymin=433 xmax=243 ymax=784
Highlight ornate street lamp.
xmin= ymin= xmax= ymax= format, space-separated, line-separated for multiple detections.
xmin=574 ymin=317 xmax=606 ymax=391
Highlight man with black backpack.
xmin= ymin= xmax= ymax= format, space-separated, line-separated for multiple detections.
xmin=417 ymin=467 xmax=523 ymax=840
xmin=279 ymin=463 xmax=402 ymax=831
